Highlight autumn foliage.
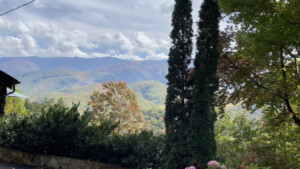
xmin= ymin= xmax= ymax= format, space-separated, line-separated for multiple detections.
xmin=88 ymin=81 xmax=147 ymax=134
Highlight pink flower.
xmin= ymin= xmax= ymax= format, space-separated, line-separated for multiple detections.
xmin=207 ymin=160 xmax=220 ymax=169
xmin=185 ymin=166 xmax=196 ymax=169
xmin=221 ymin=165 xmax=227 ymax=169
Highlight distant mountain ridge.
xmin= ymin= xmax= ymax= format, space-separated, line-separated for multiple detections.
xmin=0 ymin=56 xmax=168 ymax=96
xmin=0 ymin=57 xmax=133 ymax=75
xmin=0 ymin=57 xmax=169 ymax=132
xmin=0 ymin=56 xmax=168 ymax=83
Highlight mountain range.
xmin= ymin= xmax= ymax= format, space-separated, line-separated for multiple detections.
xmin=0 ymin=56 xmax=168 ymax=95
xmin=0 ymin=57 xmax=261 ymax=132
xmin=1 ymin=56 xmax=168 ymax=103
xmin=0 ymin=57 xmax=169 ymax=133
xmin=0 ymin=56 xmax=168 ymax=105
xmin=0 ymin=57 xmax=168 ymax=82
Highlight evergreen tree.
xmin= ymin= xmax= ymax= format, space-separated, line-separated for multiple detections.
xmin=164 ymin=0 xmax=193 ymax=168
xmin=188 ymin=0 xmax=220 ymax=168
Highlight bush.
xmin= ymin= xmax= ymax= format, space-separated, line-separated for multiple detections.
xmin=0 ymin=104 xmax=89 ymax=156
xmin=111 ymin=131 xmax=166 ymax=168
xmin=0 ymin=103 xmax=166 ymax=168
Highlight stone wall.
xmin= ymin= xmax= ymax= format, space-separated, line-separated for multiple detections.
xmin=0 ymin=148 xmax=130 ymax=169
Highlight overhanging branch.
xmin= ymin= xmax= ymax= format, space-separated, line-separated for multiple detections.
xmin=223 ymin=54 xmax=286 ymax=100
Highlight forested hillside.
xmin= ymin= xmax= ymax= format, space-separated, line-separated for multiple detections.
xmin=0 ymin=57 xmax=169 ymax=133
xmin=1 ymin=56 xmax=262 ymax=134
xmin=0 ymin=57 xmax=168 ymax=83
xmin=18 ymin=78 xmax=167 ymax=133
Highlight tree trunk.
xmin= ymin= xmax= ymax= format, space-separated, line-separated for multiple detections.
xmin=0 ymin=86 xmax=6 ymax=117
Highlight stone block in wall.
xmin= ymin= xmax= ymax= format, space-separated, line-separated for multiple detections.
xmin=0 ymin=148 xmax=130 ymax=169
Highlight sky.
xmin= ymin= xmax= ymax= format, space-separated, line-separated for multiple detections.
xmin=0 ymin=0 xmax=206 ymax=60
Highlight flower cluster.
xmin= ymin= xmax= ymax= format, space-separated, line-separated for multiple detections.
xmin=221 ymin=166 xmax=227 ymax=169
xmin=207 ymin=160 xmax=220 ymax=169
xmin=207 ymin=160 xmax=227 ymax=169
xmin=185 ymin=166 xmax=196 ymax=169
xmin=185 ymin=160 xmax=227 ymax=169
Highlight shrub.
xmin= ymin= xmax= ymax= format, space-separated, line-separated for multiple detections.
xmin=0 ymin=103 xmax=166 ymax=168
xmin=115 ymin=131 xmax=166 ymax=168
xmin=0 ymin=104 xmax=90 ymax=156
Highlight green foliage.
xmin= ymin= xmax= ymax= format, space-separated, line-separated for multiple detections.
xmin=140 ymin=106 xmax=165 ymax=134
xmin=215 ymin=111 xmax=260 ymax=168
xmin=110 ymin=131 xmax=166 ymax=169
xmin=0 ymin=103 xmax=166 ymax=168
xmin=0 ymin=103 xmax=91 ymax=156
xmin=5 ymin=87 xmax=27 ymax=115
xmin=128 ymin=80 xmax=166 ymax=109
xmin=164 ymin=0 xmax=193 ymax=168
xmin=24 ymin=97 xmax=66 ymax=115
xmin=18 ymin=69 xmax=88 ymax=96
xmin=245 ymin=164 xmax=269 ymax=169
xmin=246 ymin=118 xmax=300 ymax=168
xmin=187 ymin=0 xmax=220 ymax=167
xmin=24 ymin=99 xmax=42 ymax=114
xmin=16 ymin=60 xmax=168 ymax=100
xmin=5 ymin=97 xmax=27 ymax=115
xmin=21 ymin=81 xmax=167 ymax=134
xmin=129 ymin=81 xmax=166 ymax=134
xmin=188 ymin=65 xmax=212 ymax=168
xmin=215 ymin=110 xmax=300 ymax=169
xmin=218 ymin=0 xmax=300 ymax=126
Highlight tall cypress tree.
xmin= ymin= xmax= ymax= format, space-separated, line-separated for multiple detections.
xmin=164 ymin=0 xmax=193 ymax=168
xmin=187 ymin=0 xmax=220 ymax=168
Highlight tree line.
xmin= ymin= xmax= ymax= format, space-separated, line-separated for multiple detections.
xmin=165 ymin=0 xmax=220 ymax=168
xmin=164 ymin=0 xmax=300 ymax=168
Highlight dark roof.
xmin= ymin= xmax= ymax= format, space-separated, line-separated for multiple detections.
xmin=0 ymin=70 xmax=20 ymax=89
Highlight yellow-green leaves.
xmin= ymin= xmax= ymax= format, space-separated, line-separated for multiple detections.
xmin=88 ymin=81 xmax=147 ymax=135
xmin=5 ymin=87 xmax=27 ymax=115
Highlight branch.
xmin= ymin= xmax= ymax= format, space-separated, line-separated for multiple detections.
xmin=280 ymin=47 xmax=300 ymax=127
xmin=282 ymin=46 xmax=300 ymax=78
xmin=0 ymin=0 xmax=36 ymax=17
xmin=280 ymin=14 xmax=300 ymax=26
xmin=223 ymin=54 xmax=286 ymax=100
xmin=218 ymin=66 xmax=236 ymax=70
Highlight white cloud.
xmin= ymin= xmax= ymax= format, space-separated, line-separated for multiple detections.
xmin=0 ymin=36 xmax=27 ymax=56
xmin=114 ymin=54 xmax=142 ymax=61
xmin=0 ymin=19 xmax=99 ymax=58
xmin=115 ymin=32 xmax=135 ymax=54
xmin=145 ymin=53 xmax=168 ymax=60
xmin=0 ymin=0 xmax=219 ymax=60
xmin=32 ymin=0 xmax=44 ymax=8
xmin=0 ymin=18 xmax=170 ymax=59
xmin=21 ymin=34 xmax=37 ymax=52
xmin=14 ymin=21 xmax=30 ymax=33
xmin=135 ymin=32 xmax=159 ymax=54
xmin=156 ymin=0 xmax=174 ymax=15
xmin=90 ymin=52 xmax=110 ymax=58
xmin=0 ymin=18 xmax=5 ymax=25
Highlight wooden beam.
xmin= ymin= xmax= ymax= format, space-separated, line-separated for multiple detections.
xmin=0 ymin=86 xmax=6 ymax=117
xmin=0 ymin=70 xmax=20 ymax=89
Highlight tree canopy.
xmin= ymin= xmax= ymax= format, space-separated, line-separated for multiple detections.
xmin=187 ymin=0 xmax=220 ymax=168
xmin=5 ymin=87 xmax=27 ymax=115
xmin=218 ymin=0 xmax=300 ymax=127
xmin=88 ymin=81 xmax=146 ymax=134
xmin=164 ymin=0 xmax=193 ymax=167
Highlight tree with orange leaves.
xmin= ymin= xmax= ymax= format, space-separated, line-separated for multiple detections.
xmin=88 ymin=81 xmax=147 ymax=135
